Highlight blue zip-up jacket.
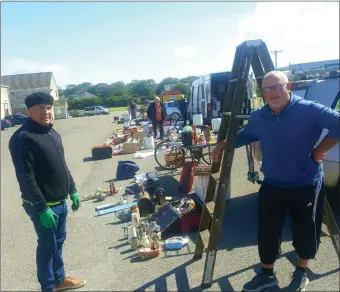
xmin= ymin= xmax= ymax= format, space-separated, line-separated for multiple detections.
xmin=236 ymin=94 xmax=340 ymax=187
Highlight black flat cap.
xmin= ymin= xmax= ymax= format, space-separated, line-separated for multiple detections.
xmin=25 ymin=92 xmax=54 ymax=109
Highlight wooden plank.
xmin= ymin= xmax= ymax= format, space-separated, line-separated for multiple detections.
xmin=200 ymin=230 xmax=210 ymax=249
xmin=194 ymin=165 xmax=212 ymax=176
xmin=205 ymin=201 xmax=215 ymax=217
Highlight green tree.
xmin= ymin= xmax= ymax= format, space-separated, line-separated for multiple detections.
xmin=155 ymin=77 xmax=180 ymax=95
xmin=87 ymin=83 xmax=110 ymax=98
xmin=173 ymin=83 xmax=190 ymax=96
xmin=58 ymin=87 xmax=64 ymax=97
xmin=180 ymin=76 xmax=198 ymax=86
xmin=130 ymin=79 xmax=156 ymax=97
xmin=109 ymin=81 xmax=127 ymax=96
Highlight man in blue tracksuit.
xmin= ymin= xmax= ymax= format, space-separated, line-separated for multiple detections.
xmin=213 ymin=71 xmax=339 ymax=291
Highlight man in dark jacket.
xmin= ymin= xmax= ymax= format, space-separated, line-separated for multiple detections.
xmin=129 ymin=100 xmax=137 ymax=119
xmin=147 ymin=96 xmax=167 ymax=140
xmin=9 ymin=92 xmax=86 ymax=292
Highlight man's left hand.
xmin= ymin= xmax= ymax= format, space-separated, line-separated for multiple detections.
xmin=70 ymin=192 xmax=80 ymax=211
xmin=312 ymin=148 xmax=326 ymax=163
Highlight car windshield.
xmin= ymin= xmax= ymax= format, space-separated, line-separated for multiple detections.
xmin=167 ymin=101 xmax=177 ymax=107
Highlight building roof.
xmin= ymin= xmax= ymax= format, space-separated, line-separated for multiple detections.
xmin=278 ymin=59 xmax=339 ymax=72
xmin=70 ymin=92 xmax=99 ymax=99
xmin=0 ymin=72 xmax=53 ymax=91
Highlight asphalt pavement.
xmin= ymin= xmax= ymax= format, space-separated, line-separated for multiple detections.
xmin=1 ymin=114 xmax=339 ymax=291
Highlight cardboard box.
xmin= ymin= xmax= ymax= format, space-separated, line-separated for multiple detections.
xmin=134 ymin=131 xmax=148 ymax=139
xmin=123 ymin=142 xmax=139 ymax=154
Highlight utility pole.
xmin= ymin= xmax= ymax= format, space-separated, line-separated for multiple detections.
xmin=270 ymin=50 xmax=282 ymax=68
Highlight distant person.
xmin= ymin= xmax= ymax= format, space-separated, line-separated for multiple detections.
xmin=9 ymin=92 xmax=86 ymax=292
xmin=147 ymin=96 xmax=167 ymax=140
xmin=212 ymin=71 xmax=339 ymax=292
xmin=178 ymin=98 xmax=187 ymax=122
xmin=129 ymin=100 xmax=137 ymax=119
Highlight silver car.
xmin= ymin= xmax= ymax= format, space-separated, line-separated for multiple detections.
xmin=84 ymin=106 xmax=109 ymax=116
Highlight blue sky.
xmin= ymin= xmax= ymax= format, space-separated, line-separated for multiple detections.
xmin=2 ymin=2 xmax=339 ymax=88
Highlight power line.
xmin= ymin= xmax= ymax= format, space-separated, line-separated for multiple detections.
xmin=270 ymin=50 xmax=282 ymax=68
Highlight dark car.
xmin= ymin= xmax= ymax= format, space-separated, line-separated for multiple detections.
xmin=4 ymin=114 xmax=28 ymax=126
xmin=1 ymin=119 xmax=11 ymax=131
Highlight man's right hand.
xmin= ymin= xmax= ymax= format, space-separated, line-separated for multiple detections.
xmin=39 ymin=208 xmax=58 ymax=228
xmin=212 ymin=140 xmax=228 ymax=162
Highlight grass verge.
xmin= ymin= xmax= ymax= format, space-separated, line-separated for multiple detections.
xmin=107 ymin=107 xmax=128 ymax=112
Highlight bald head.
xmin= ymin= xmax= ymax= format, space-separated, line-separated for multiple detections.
xmin=262 ymin=71 xmax=289 ymax=87
xmin=261 ymin=70 xmax=291 ymax=113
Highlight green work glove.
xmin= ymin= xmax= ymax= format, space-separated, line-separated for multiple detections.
xmin=39 ymin=208 xmax=58 ymax=228
xmin=70 ymin=192 xmax=80 ymax=211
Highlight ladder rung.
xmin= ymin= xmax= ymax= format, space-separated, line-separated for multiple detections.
xmin=222 ymin=112 xmax=249 ymax=119
xmin=194 ymin=165 xmax=212 ymax=176
xmin=229 ymin=78 xmax=239 ymax=83
xmin=205 ymin=201 xmax=215 ymax=217
xmin=222 ymin=112 xmax=232 ymax=116
xmin=236 ymin=115 xmax=250 ymax=120
xmin=200 ymin=230 xmax=210 ymax=249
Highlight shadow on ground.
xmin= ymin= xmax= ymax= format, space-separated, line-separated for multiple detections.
xmin=132 ymin=191 xmax=338 ymax=291
xmin=133 ymin=249 xmax=339 ymax=292
xmin=83 ymin=156 xmax=93 ymax=162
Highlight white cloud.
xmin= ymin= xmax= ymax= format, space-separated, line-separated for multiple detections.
xmin=1 ymin=58 xmax=69 ymax=87
xmin=221 ymin=2 xmax=339 ymax=68
xmin=2 ymin=58 xmax=67 ymax=75
xmin=171 ymin=2 xmax=339 ymax=79
xmin=173 ymin=46 xmax=196 ymax=59
xmin=3 ymin=3 xmax=337 ymax=86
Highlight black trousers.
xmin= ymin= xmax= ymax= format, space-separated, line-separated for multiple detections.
xmin=131 ymin=109 xmax=137 ymax=119
xmin=258 ymin=179 xmax=325 ymax=265
xmin=152 ymin=120 xmax=164 ymax=139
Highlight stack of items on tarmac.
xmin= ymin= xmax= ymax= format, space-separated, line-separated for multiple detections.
xmin=80 ymin=171 xmax=204 ymax=260
xmin=86 ymin=111 xmax=223 ymax=259
xmin=91 ymin=110 xmax=185 ymax=160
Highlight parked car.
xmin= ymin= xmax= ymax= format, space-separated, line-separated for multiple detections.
xmin=4 ymin=114 xmax=28 ymax=126
xmin=164 ymin=100 xmax=181 ymax=121
xmin=84 ymin=106 xmax=109 ymax=116
xmin=1 ymin=119 xmax=11 ymax=131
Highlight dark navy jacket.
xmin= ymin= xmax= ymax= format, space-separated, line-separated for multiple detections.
xmin=9 ymin=118 xmax=77 ymax=213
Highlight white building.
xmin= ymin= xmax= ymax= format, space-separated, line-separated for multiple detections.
xmin=1 ymin=85 xmax=12 ymax=118
xmin=54 ymin=99 xmax=69 ymax=119
xmin=1 ymin=72 xmax=59 ymax=119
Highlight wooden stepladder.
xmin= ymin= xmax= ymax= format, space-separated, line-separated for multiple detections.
xmin=193 ymin=39 xmax=340 ymax=289
xmin=192 ymin=39 xmax=275 ymax=288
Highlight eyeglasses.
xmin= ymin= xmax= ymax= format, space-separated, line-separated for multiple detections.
xmin=262 ymin=83 xmax=287 ymax=93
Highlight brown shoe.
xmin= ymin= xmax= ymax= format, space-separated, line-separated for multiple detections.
xmin=55 ymin=276 xmax=86 ymax=291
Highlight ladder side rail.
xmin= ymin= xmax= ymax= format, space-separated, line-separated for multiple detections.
xmin=200 ymin=45 xmax=254 ymax=287
xmin=209 ymin=45 xmax=254 ymax=243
